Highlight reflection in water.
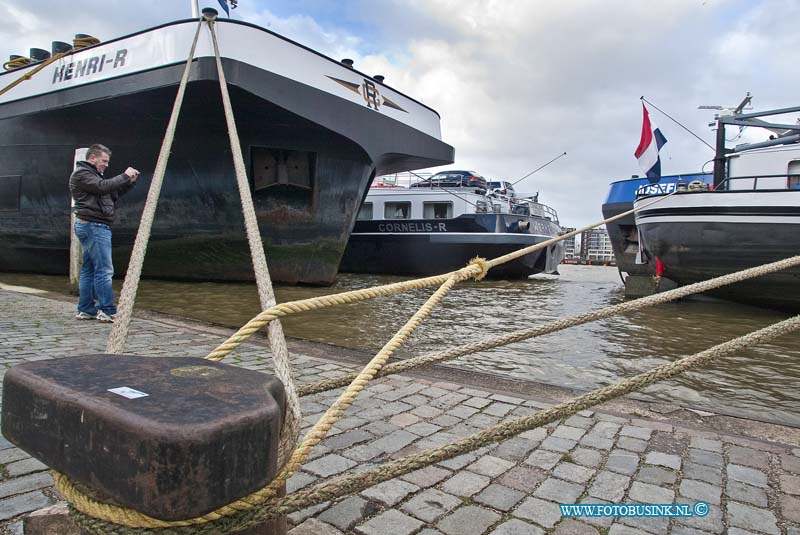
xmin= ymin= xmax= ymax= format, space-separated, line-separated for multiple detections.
xmin=2 ymin=265 xmax=799 ymax=425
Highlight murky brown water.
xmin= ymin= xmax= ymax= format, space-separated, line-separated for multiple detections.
xmin=2 ymin=265 xmax=799 ymax=426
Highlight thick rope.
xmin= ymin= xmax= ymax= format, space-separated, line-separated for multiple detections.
xmin=73 ymin=36 xmax=101 ymax=49
xmin=268 ymin=314 xmax=800 ymax=515
xmin=59 ymin=264 xmax=479 ymax=530
xmin=2 ymin=56 xmax=32 ymax=71
xmin=58 ymin=195 xmax=793 ymax=531
xmin=54 ymin=257 xmax=800 ymax=525
xmin=205 ymin=194 xmax=674 ymax=362
xmin=299 ymin=254 xmax=800 ymax=396
xmin=205 ymin=272 xmax=459 ymax=361
xmin=205 ymin=20 xmax=301 ymax=466
xmin=0 ymin=50 xmax=72 ymax=96
xmin=106 ymin=21 xmax=203 ymax=354
xmin=258 ymin=266 xmax=480 ymax=499
xmin=2 ymin=36 xmax=100 ymax=89
xmin=66 ymin=313 xmax=800 ymax=534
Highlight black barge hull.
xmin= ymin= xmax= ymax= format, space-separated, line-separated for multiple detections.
xmin=340 ymin=214 xmax=564 ymax=279
xmin=0 ymin=21 xmax=454 ymax=284
xmin=638 ymin=221 xmax=800 ymax=310
xmin=635 ymin=191 xmax=800 ymax=310
xmin=602 ymin=201 xmax=652 ymax=277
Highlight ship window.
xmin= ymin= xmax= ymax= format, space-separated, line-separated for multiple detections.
xmin=789 ymin=161 xmax=800 ymax=189
xmin=476 ymin=200 xmax=488 ymax=213
xmin=385 ymin=202 xmax=411 ymax=219
xmin=423 ymin=202 xmax=452 ymax=219
xmin=0 ymin=176 xmax=21 ymax=211
xmin=512 ymin=204 xmax=529 ymax=216
xmin=251 ymin=147 xmax=314 ymax=191
xmin=492 ymin=203 xmax=502 ymax=213
xmin=357 ymin=202 xmax=373 ymax=220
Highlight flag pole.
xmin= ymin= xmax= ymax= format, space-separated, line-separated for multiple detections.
xmin=641 ymin=96 xmax=715 ymax=152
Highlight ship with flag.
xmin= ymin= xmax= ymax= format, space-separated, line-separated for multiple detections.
xmin=633 ymin=99 xmax=800 ymax=310
xmin=602 ymin=101 xmax=712 ymax=291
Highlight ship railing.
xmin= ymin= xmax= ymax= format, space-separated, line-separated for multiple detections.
xmin=377 ymin=172 xmax=433 ymax=188
xmin=509 ymin=200 xmax=560 ymax=224
xmin=717 ymin=173 xmax=800 ymax=191
xmin=531 ymin=202 xmax=559 ymax=225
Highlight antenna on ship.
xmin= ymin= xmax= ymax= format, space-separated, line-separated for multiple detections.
xmin=699 ymin=92 xmax=754 ymax=145
xmin=511 ymin=151 xmax=567 ymax=187
xmin=699 ymin=91 xmax=753 ymax=128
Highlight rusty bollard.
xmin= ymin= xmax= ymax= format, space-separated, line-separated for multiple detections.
xmin=2 ymin=354 xmax=288 ymax=534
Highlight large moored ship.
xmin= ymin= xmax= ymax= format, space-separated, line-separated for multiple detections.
xmin=0 ymin=14 xmax=453 ymax=284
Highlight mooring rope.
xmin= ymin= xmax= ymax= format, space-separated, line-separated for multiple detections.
xmin=1 ymin=50 xmax=71 ymax=96
xmin=205 ymin=194 xmax=675 ymax=362
xmin=39 ymin=14 xmax=796 ymax=535
xmin=105 ymin=21 xmax=203 ymax=354
xmin=63 ymin=313 xmax=800 ymax=534
xmin=266 ymin=314 xmax=800 ymax=516
xmin=206 ymin=18 xmax=301 ymax=467
xmin=204 ymin=272 xmax=461 ymax=362
xmin=299 ymin=254 xmax=800 ymax=396
xmin=254 ymin=262 xmax=485 ymax=506
xmin=0 ymin=35 xmax=101 ymax=91
xmin=59 ymin=261 xmax=484 ymax=530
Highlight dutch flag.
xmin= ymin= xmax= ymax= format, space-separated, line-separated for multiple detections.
xmin=634 ymin=102 xmax=667 ymax=183
xmin=217 ymin=0 xmax=238 ymax=16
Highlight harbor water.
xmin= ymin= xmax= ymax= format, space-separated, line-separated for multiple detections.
xmin=2 ymin=264 xmax=799 ymax=426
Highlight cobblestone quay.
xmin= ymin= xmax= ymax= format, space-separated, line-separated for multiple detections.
xmin=0 ymin=285 xmax=799 ymax=534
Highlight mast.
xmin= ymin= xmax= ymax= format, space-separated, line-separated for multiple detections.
xmin=713 ymin=116 xmax=727 ymax=188
xmin=706 ymin=92 xmax=752 ymax=188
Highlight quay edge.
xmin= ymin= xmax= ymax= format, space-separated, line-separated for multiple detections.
xmin=1 ymin=284 xmax=800 ymax=534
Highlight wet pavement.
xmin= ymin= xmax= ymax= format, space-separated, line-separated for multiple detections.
xmin=4 ymin=266 xmax=799 ymax=428
xmin=0 ymin=285 xmax=798 ymax=535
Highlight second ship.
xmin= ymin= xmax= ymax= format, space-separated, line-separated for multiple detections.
xmin=340 ymin=170 xmax=565 ymax=278
xmin=0 ymin=14 xmax=453 ymax=285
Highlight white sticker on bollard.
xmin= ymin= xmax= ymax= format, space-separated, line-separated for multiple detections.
xmin=108 ymin=387 xmax=149 ymax=399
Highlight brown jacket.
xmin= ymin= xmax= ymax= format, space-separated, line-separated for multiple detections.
xmin=69 ymin=161 xmax=135 ymax=225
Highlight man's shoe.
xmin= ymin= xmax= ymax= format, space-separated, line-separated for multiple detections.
xmin=75 ymin=311 xmax=96 ymax=320
xmin=96 ymin=311 xmax=116 ymax=323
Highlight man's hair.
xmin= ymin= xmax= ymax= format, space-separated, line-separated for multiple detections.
xmin=86 ymin=144 xmax=112 ymax=160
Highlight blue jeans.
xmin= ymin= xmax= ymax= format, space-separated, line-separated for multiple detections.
xmin=74 ymin=221 xmax=116 ymax=315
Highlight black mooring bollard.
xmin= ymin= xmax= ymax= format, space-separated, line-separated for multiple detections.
xmin=2 ymin=354 xmax=288 ymax=533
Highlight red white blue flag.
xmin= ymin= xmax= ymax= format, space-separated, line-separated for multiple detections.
xmin=217 ymin=0 xmax=238 ymax=16
xmin=634 ymin=102 xmax=667 ymax=183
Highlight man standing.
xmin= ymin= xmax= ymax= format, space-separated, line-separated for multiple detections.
xmin=70 ymin=144 xmax=139 ymax=323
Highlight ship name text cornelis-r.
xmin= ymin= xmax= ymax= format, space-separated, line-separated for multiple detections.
xmin=378 ymin=222 xmax=447 ymax=233
xmin=52 ymin=49 xmax=128 ymax=84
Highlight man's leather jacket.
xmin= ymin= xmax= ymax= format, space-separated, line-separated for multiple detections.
xmin=69 ymin=161 xmax=136 ymax=225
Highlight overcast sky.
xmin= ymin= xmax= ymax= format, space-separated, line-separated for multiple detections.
xmin=2 ymin=0 xmax=797 ymax=228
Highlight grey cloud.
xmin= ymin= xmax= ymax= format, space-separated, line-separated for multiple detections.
xmin=3 ymin=0 xmax=797 ymax=228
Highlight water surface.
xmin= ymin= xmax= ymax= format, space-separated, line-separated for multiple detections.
xmin=3 ymin=265 xmax=798 ymax=426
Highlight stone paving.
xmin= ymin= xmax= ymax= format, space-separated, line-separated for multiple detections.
xmin=0 ymin=286 xmax=799 ymax=534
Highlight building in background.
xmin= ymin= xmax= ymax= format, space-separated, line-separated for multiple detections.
xmin=561 ymin=228 xmax=577 ymax=260
xmin=580 ymin=227 xmax=615 ymax=264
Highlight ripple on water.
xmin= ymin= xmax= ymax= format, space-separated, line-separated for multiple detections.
xmin=2 ymin=264 xmax=798 ymax=425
